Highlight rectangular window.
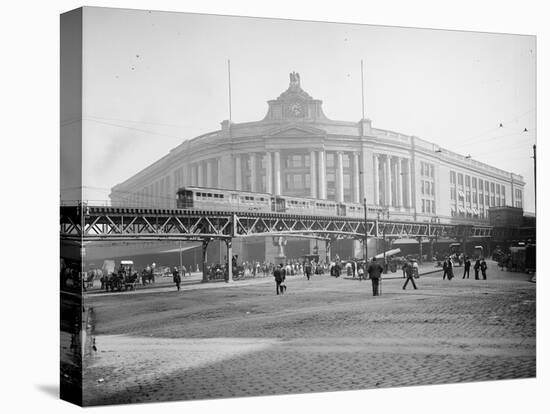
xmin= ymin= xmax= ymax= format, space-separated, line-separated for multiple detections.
xmin=486 ymin=195 xmax=490 ymax=205
xmin=491 ymin=196 xmax=495 ymax=206
xmin=450 ymin=171 xmax=456 ymax=184
xmin=496 ymin=185 xmax=500 ymax=195
xmin=491 ymin=182 xmax=495 ymax=193
xmin=466 ymin=190 xmax=471 ymax=203
xmin=343 ymin=155 xmax=350 ymax=169
xmin=485 ymin=181 xmax=490 ymax=192
xmin=465 ymin=175 xmax=470 ymax=187
xmin=451 ymin=188 xmax=456 ymax=200
xmin=343 ymin=174 xmax=351 ymax=189
xmin=432 ymin=200 xmax=436 ymax=213
xmin=326 ymin=153 xmax=335 ymax=168
xmin=473 ymin=192 xmax=478 ymax=203
xmin=426 ymin=199 xmax=431 ymax=213
xmin=501 ymin=185 xmax=506 ymax=203
xmin=472 ymin=177 xmax=477 ymax=189
xmin=458 ymin=173 xmax=464 ymax=186
xmin=421 ymin=181 xmax=425 ymax=194
xmin=421 ymin=199 xmax=425 ymax=213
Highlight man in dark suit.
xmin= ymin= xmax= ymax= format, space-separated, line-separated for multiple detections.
xmin=274 ymin=264 xmax=286 ymax=295
xmin=304 ymin=261 xmax=312 ymax=281
xmin=474 ymin=259 xmax=481 ymax=280
xmin=367 ymin=258 xmax=383 ymax=296
xmin=172 ymin=267 xmax=181 ymax=291
xmin=463 ymin=257 xmax=471 ymax=279
xmin=480 ymin=259 xmax=488 ymax=280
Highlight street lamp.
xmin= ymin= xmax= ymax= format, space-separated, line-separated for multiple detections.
xmin=359 ymin=170 xmax=368 ymax=262
xmin=430 ymin=216 xmax=440 ymax=261
xmin=377 ymin=208 xmax=390 ymax=272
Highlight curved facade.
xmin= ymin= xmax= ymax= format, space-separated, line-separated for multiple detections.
xmin=111 ymin=74 xmax=525 ymax=228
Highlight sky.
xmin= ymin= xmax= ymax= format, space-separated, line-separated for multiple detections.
xmin=81 ymin=7 xmax=536 ymax=212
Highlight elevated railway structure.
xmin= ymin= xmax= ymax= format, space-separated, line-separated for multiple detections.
xmin=61 ymin=204 xmax=493 ymax=282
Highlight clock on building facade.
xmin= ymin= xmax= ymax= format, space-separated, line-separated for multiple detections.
xmin=285 ymin=100 xmax=305 ymax=118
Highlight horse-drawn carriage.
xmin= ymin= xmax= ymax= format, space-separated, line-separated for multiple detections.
xmin=100 ymin=260 xmax=139 ymax=292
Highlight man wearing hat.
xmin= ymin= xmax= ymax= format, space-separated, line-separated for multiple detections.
xmin=172 ymin=267 xmax=181 ymax=291
xmin=367 ymin=257 xmax=383 ymax=296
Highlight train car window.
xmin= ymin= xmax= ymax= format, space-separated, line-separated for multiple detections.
xmin=207 ymin=193 xmax=212 ymax=197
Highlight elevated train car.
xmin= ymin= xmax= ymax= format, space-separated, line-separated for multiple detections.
xmin=176 ymin=186 xmax=368 ymax=218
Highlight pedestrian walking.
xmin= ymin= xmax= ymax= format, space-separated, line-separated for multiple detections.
xmin=367 ymin=258 xmax=383 ymax=296
xmin=357 ymin=263 xmax=365 ymax=281
xmin=480 ymin=258 xmax=488 ymax=280
xmin=442 ymin=257 xmax=454 ymax=280
xmin=463 ymin=257 xmax=471 ymax=279
xmin=274 ymin=264 xmax=286 ymax=295
xmin=304 ymin=261 xmax=312 ymax=281
xmin=172 ymin=267 xmax=181 ymax=291
xmin=402 ymin=261 xmax=418 ymax=290
xmin=474 ymin=259 xmax=481 ymax=280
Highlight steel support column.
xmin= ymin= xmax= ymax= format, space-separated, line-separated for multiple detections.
xmin=226 ymin=238 xmax=233 ymax=283
xmin=201 ymin=239 xmax=209 ymax=282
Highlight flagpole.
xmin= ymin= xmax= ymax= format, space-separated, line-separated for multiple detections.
xmin=228 ymin=59 xmax=232 ymax=122
xmin=361 ymin=59 xmax=365 ymax=120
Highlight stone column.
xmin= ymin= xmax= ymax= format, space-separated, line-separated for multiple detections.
xmin=373 ymin=154 xmax=380 ymax=205
xmin=265 ymin=152 xmax=273 ymax=194
xmin=206 ymin=159 xmax=213 ymax=187
xmin=396 ymin=157 xmax=403 ymax=208
xmin=250 ymin=153 xmax=258 ymax=192
xmin=274 ymin=151 xmax=281 ymax=195
xmin=318 ymin=150 xmax=327 ymax=199
xmin=336 ymin=152 xmax=345 ymax=203
xmin=353 ymin=152 xmax=360 ymax=203
xmin=385 ymin=156 xmax=392 ymax=207
xmin=309 ymin=150 xmax=317 ymax=198
xmin=234 ymin=154 xmax=242 ymax=190
xmin=407 ymin=159 xmax=413 ymax=208
xmin=217 ymin=158 xmax=222 ymax=189
xmin=197 ymin=163 xmax=204 ymax=186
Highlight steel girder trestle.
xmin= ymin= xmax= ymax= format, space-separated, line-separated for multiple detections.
xmin=60 ymin=205 xmax=493 ymax=242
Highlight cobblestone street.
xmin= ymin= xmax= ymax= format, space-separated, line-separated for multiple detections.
xmin=82 ymin=261 xmax=535 ymax=406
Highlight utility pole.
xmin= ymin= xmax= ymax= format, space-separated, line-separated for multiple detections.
xmin=363 ymin=197 xmax=368 ymax=261
xmin=179 ymin=240 xmax=183 ymax=275
xmin=533 ymin=144 xmax=537 ymax=210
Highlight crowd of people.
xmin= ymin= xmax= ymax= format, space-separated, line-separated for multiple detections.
xmin=159 ymin=252 xmax=493 ymax=297
xmin=441 ymin=256 xmax=488 ymax=280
